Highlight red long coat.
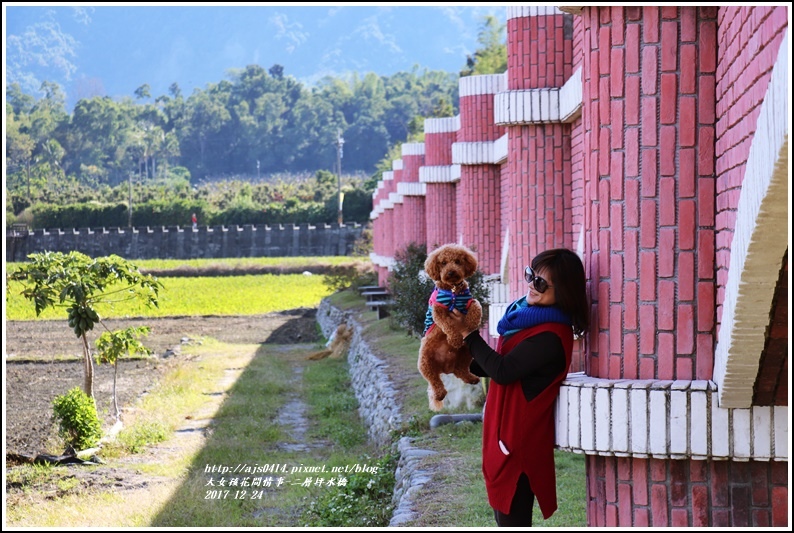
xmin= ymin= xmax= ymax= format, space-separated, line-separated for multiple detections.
xmin=481 ymin=322 xmax=573 ymax=518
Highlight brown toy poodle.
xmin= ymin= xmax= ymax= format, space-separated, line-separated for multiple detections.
xmin=418 ymin=243 xmax=483 ymax=411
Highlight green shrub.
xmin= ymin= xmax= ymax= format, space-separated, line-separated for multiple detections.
xmin=52 ymin=387 xmax=103 ymax=450
xmin=31 ymin=201 xmax=128 ymax=229
xmin=387 ymin=242 xmax=435 ymax=338
xmin=323 ymin=263 xmax=377 ymax=293
xmin=132 ymin=199 xmax=210 ymax=227
xmin=351 ymin=225 xmax=373 ymax=257
xmin=115 ymin=420 xmax=169 ymax=453
xmin=387 ymin=242 xmax=490 ymax=338
xmin=301 ymin=453 xmax=397 ymax=527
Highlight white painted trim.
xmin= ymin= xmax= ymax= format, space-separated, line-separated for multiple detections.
xmin=500 ymin=227 xmax=511 ymax=281
xmin=493 ymin=133 xmax=509 ymax=164
xmin=419 ymin=165 xmax=461 ymax=184
xmin=560 ymin=67 xmax=583 ymax=122
xmin=459 ymin=72 xmax=508 ymax=97
xmin=396 ymin=182 xmax=426 ymax=197
xmin=451 ymin=141 xmax=500 ymax=165
xmin=556 ymin=374 xmax=788 ymax=461
xmin=424 ymin=115 xmax=460 ymax=134
xmin=392 ymin=159 xmax=403 ymax=171
xmin=388 ymin=192 xmax=404 ymax=206
xmin=369 ymin=252 xmax=395 ymax=270
xmin=713 ymin=30 xmax=789 ymax=408
xmin=401 ymin=143 xmax=426 ymax=156
xmin=507 ymin=6 xmax=566 ymax=19
xmin=494 ymin=68 xmax=582 ymax=125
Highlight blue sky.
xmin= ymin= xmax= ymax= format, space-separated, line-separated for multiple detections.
xmin=4 ymin=3 xmax=507 ymax=109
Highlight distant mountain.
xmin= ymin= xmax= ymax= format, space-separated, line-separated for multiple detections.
xmin=5 ymin=4 xmax=506 ymax=109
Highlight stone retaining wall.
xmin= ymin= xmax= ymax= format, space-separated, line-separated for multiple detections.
xmin=316 ymin=298 xmax=440 ymax=527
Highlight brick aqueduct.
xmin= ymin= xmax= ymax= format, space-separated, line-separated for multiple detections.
xmin=369 ymin=6 xmax=789 ymax=528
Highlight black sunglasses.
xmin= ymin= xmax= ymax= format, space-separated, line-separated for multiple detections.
xmin=524 ymin=266 xmax=554 ymax=293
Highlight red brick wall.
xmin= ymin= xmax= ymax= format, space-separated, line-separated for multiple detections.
xmin=425 ymin=183 xmax=457 ymax=249
xmin=505 ymin=124 xmax=573 ymax=300
xmin=457 ymin=165 xmax=501 ymax=274
xmin=400 ymin=153 xmax=426 ymax=248
xmin=381 ymin=208 xmax=393 ymax=267
xmin=714 ymin=6 xmax=789 ymax=328
xmin=507 ymin=11 xmax=573 ymax=90
xmin=572 ymin=11 xmax=585 ymax=73
xmin=456 ymin=87 xmax=504 ymax=274
xmin=581 ymin=6 xmax=719 ymax=381
xmin=459 ymin=95 xmax=504 ymax=141
xmin=402 ymin=153 xmax=423 ymax=184
xmin=424 ymin=131 xmax=456 ymax=166
xmin=589 ymin=455 xmax=789 ymax=527
xmin=401 ymin=196 xmax=426 ymax=249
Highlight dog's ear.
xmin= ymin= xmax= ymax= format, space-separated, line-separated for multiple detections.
xmin=462 ymin=248 xmax=478 ymax=277
xmin=424 ymin=247 xmax=441 ymax=280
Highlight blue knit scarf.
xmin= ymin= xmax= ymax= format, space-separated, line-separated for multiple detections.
xmin=497 ymin=296 xmax=571 ymax=339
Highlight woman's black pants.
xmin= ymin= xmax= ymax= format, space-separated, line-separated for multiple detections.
xmin=493 ymin=472 xmax=535 ymax=527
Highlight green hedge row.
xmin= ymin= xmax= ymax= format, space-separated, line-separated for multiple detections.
xmin=25 ymin=193 xmax=372 ymax=229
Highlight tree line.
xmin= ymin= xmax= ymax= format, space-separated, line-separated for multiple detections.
xmin=6 ymin=15 xmax=506 ymax=229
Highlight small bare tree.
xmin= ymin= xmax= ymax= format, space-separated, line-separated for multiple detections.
xmin=95 ymin=326 xmax=152 ymax=422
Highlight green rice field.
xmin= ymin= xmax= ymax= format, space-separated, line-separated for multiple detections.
xmin=5 ymin=273 xmax=334 ymax=321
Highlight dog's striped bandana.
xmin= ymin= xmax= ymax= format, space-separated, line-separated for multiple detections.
xmin=422 ymin=287 xmax=473 ymax=336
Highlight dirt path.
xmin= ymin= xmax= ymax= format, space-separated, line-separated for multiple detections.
xmin=5 ymin=310 xmax=326 ymax=527
xmin=5 ymin=309 xmax=320 ymax=456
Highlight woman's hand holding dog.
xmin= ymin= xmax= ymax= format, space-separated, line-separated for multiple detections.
xmin=448 ymin=308 xmax=478 ymax=339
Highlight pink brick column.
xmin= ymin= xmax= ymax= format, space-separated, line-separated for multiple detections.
xmin=588 ymin=456 xmax=789 ymax=527
xmin=582 ymin=5 xmax=719 ymax=382
xmin=505 ymin=7 xmax=575 ymax=300
xmin=454 ymin=75 xmax=506 ymax=275
xmin=714 ymin=6 xmax=788 ymax=325
xmin=577 ymin=6 xmax=787 ymax=526
xmin=422 ymin=117 xmax=459 ymax=249
xmin=372 ymin=171 xmax=397 ymax=286
xmin=389 ymin=162 xmax=405 ymax=256
xmin=399 ymin=144 xmax=427 ymax=250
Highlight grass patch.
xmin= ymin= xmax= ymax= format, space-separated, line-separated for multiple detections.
xmin=111 ymin=420 xmax=170 ymax=454
xmin=339 ymin=288 xmax=588 ymax=527
xmin=131 ymin=256 xmax=363 ymax=271
xmin=300 ymin=355 xmax=396 ymax=527
xmin=407 ymin=419 xmax=586 ymax=527
xmin=150 ymin=342 xmax=393 ymax=528
xmin=6 ymin=274 xmax=334 ymax=320
xmin=303 ymin=355 xmax=368 ymax=450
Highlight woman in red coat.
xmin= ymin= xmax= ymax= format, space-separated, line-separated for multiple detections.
xmin=449 ymin=248 xmax=589 ymax=526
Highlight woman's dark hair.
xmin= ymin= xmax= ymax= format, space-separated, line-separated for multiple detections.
xmin=532 ymin=248 xmax=589 ymax=337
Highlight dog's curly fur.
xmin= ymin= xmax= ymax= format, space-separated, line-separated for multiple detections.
xmin=418 ymin=243 xmax=483 ymax=411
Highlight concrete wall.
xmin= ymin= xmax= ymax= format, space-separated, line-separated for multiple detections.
xmin=5 ymin=223 xmax=364 ymax=261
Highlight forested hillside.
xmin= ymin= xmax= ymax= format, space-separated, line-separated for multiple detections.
xmin=5 ymin=16 xmax=506 ymax=230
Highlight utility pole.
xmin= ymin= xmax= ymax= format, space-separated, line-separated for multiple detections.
xmin=128 ymin=172 xmax=133 ymax=227
xmin=257 ymin=159 xmax=260 ymax=181
xmin=335 ymin=129 xmax=345 ymax=224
